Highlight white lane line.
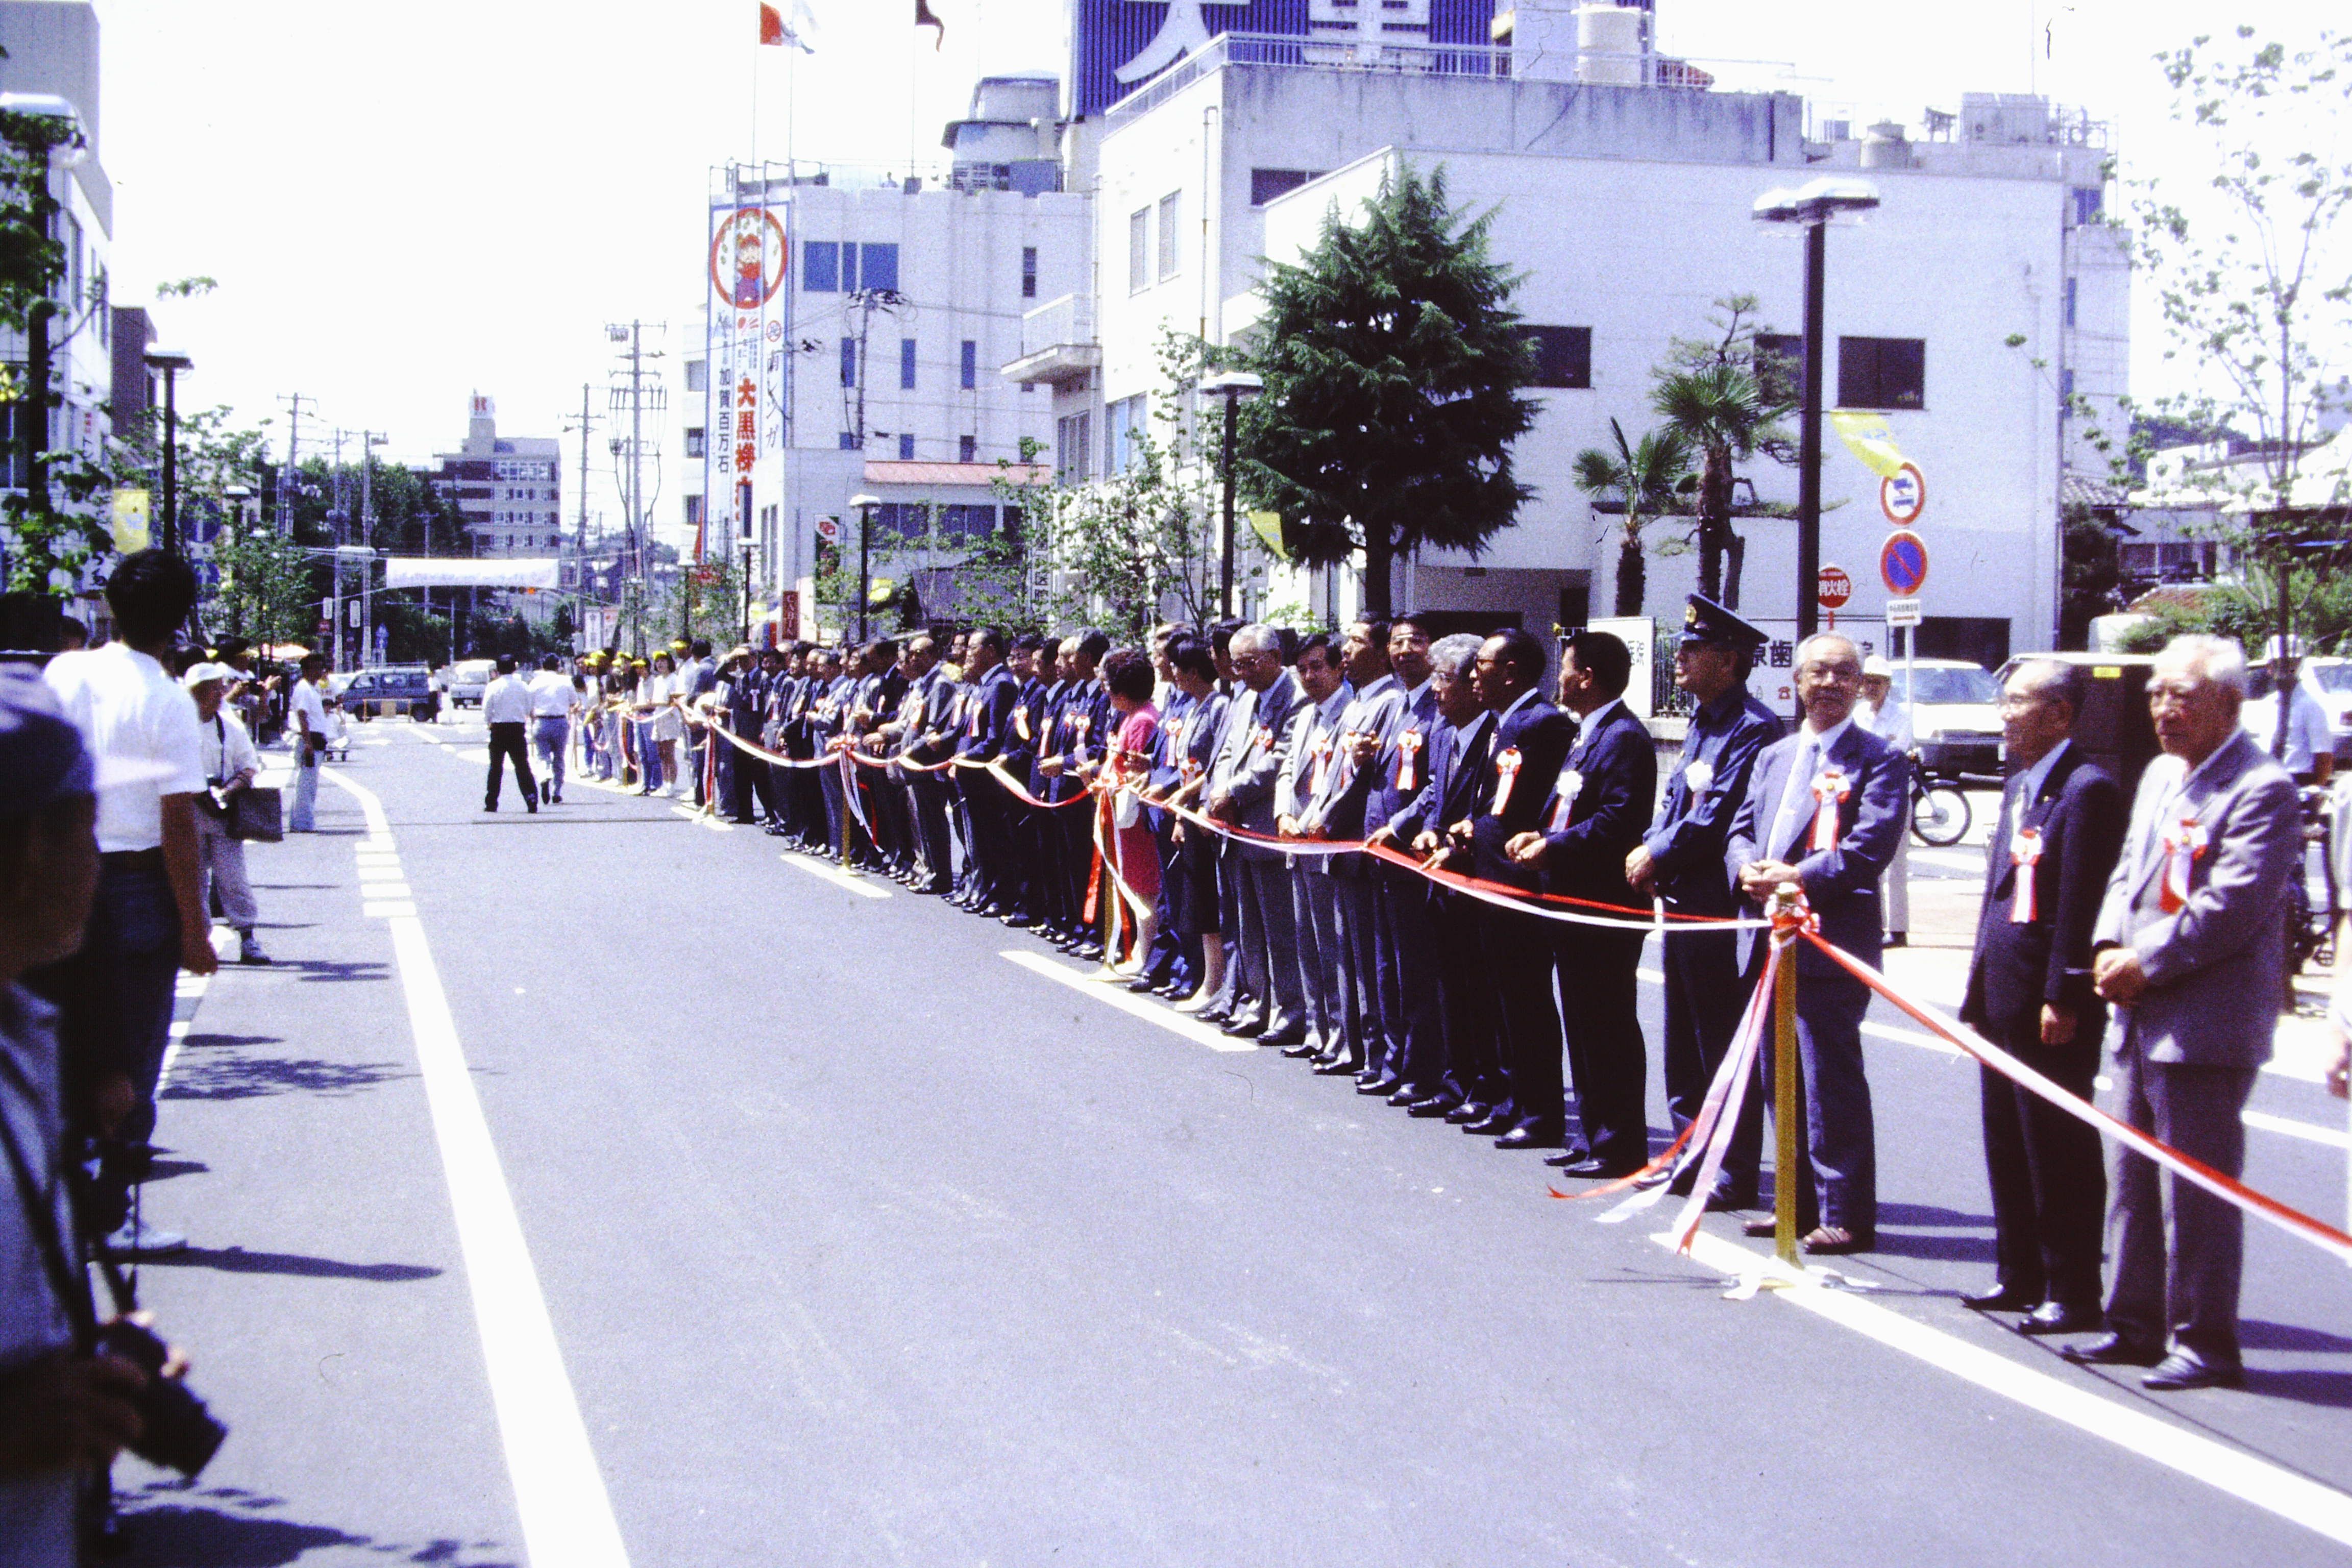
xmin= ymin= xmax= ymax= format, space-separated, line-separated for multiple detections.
xmin=1665 ymin=1228 xmax=2352 ymax=1550
xmin=363 ymin=901 xmax=419 ymax=919
xmin=670 ymin=804 xmax=732 ymax=831
xmin=2245 ymin=1109 xmax=2352 ymax=1150
xmin=324 ymin=768 xmax=630 ymax=1568
xmin=1003 ymin=949 xmax=1258 ymax=1053
xmin=778 ymin=852 xmax=891 ymax=899
xmin=157 ymin=972 xmax=212 ymax=1089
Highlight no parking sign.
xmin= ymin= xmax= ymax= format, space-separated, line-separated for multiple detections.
xmin=1880 ymin=530 xmax=1929 ymax=596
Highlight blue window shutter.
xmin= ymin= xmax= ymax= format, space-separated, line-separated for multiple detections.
xmin=960 ymin=340 xmax=977 ymax=389
xmin=898 ymin=433 xmax=915 ymax=460
xmin=803 ymin=242 xmax=838 ymax=292
xmin=861 ymin=243 xmax=899 ymax=293
xmin=900 ymin=338 xmax=917 ymax=389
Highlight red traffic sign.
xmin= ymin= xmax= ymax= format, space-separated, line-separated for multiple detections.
xmin=815 ymin=515 xmax=841 ymax=542
xmin=1816 ymin=565 xmax=1853 ymax=610
xmin=1880 ymin=462 xmax=1926 ymax=526
xmin=1881 ymin=529 xmax=1929 ymax=596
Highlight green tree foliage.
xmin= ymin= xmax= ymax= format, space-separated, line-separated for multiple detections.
xmin=1572 ymin=419 xmax=1691 ymax=617
xmin=1239 ymin=165 xmax=1538 ymax=614
xmin=1652 ymin=295 xmax=1794 ymax=606
xmin=2059 ymin=504 xmax=2128 ymax=649
xmin=2114 ymin=562 xmax=2352 ymax=654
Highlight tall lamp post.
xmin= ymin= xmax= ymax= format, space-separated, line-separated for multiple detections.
xmin=144 ymin=349 xmax=194 ymax=555
xmin=1197 ymin=371 xmax=1263 ymax=618
xmin=848 ymin=492 xmax=880 ymax=643
xmin=1751 ymin=178 xmax=1879 ymax=642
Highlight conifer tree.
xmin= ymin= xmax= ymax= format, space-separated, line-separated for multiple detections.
xmin=1241 ymin=166 xmax=1538 ymax=615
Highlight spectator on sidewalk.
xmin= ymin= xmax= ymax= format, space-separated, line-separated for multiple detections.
xmin=481 ymin=656 xmax=539 ymax=815
xmin=525 ymin=655 xmax=572 ymax=805
xmin=1857 ymin=655 xmax=1915 ymax=947
xmin=285 ymin=653 xmax=329 ymax=833
xmin=33 ymin=549 xmax=217 ymax=1259
xmin=181 ymin=665 xmax=268 ymax=967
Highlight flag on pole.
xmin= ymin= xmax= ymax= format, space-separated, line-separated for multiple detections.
xmin=760 ymin=1 xmax=816 ymax=52
xmin=915 ymin=0 xmax=945 ymax=50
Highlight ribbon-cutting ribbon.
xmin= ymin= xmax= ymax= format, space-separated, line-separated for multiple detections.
xmin=2009 ymin=824 xmax=2043 ymax=923
xmin=1809 ymin=767 xmax=1850 ymax=852
xmin=1490 ymin=747 xmax=1523 ymax=816
xmin=2159 ymin=814 xmax=2208 ymax=914
xmin=1395 ymin=729 xmax=1423 ymax=793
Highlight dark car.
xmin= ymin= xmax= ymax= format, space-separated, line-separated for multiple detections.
xmin=342 ymin=665 xmax=441 ymax=723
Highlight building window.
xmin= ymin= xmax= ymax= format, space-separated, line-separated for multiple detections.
xmin=1250 ymin=168 xmax=1324 ymax=206
xmin=1754 ymin=334 xmax=1803 ymax=405
xmin=685 ymin=428 xmax=706 ymax=458
xmin=804 ymin=240 xmax=840 ymax=292
xmin=1522 ymin=326 xmax=1592 ymax=389
xmin=2064 ymin=276 xmax=2078 ymax=329
xmin=685 ymin=360 xmax=708 ymax=393
xmin=877 ymin=502 xmax=931 ymax=535
xmin=860 ymin=243 xmax=899 ymax=293
xmin=1158 ymin=191 xmax=1182 ymax=281
xmin=1022 ymin=246 xmax=1038 ymax=299
xmin=2059 ymin=367 xmax=2076 ymax=422
xmin=1106 ymin=394 xmax=1147 ymax=473
xmin=2072 ymin=187 xmax=2103 ymax=225
xmin=898 ymin=433 xmax=915 ymax=460
xmin=940 ymin=503 xmax=996 ymax=540
xmin=960 ymin=340 xmax=977 ymax=389
xmin=685 ymin=493 xmax=705 ymax=529
xmin=839 ymin=432 xmax=860 ymax=450
xmin=959 ymin=434 xmax=977 ymax=463
xmin=840 ymin=337 xmax=857 ymax=388
xmin=1837 ymin=336 xmax=1927 ymax=411
xmin=1129 ymin=207 xmax=1149 ymax=292
xmin=1056 ymin=411 xmax=1092 ymax=479
xmin=899 ymin=337 xmax=917 ymax=389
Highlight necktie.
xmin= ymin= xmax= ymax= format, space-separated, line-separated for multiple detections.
xmin=1769 ymin=738 xmax=1819 ymax=856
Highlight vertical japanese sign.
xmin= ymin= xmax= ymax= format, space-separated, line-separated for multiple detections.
xmin=707 ymin=200 xmax=789 ymax=544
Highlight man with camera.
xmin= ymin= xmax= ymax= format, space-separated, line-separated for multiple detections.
xmin=286 ymin=652 xmax=330 ymax=832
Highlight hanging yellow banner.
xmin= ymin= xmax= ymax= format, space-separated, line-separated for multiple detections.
xmin=1828 ymin=411 xmax=1907 ymax=480
xmin=1247 ymin=509 xmax=1287 ymax=562
xmin=110 ymin=489 xmax=151 ymax=552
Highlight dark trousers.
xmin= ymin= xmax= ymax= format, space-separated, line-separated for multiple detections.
xmin=910 ymin=775 xmax=954 ymax=892
xmin=1662 ymin=926 xmax=1748 ymax=1136
xmin=1980 ymin=1023 xmax=2106 ymax=1309
xmin=2105 ymin=1042 xmax=2256 ymax=1368
xmin=1234 ymin=853 xmax=1304 ymax=1034
xmin=1375 ymin=866 xmax=1447 ymax=1092
xmin=1756 ymin=967 xmax=1876 ymax=1236
xmin=486 ymin=722 xmax=537 ymax=808
xmin=964 ymin=773 xmax=1011 ymax=909
xmin=726 ymin=725 xmax=760 ymax=820
xmin=1433 ymin=890 xmax=1502 ymax=1106
xmin=1332 ymin=872 xmax=1384 ymax=1075
xmin=1293 ymin=866 xmax=1343 ymax=1056
xmin=1487 ymin=903 xmax=1563 ymax=1135
xmin=1555 ymin=928 xmax=1649 ymax=1170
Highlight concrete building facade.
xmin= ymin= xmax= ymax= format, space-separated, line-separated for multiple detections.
xmin=433 ymin=395 xmax=562 ymax=558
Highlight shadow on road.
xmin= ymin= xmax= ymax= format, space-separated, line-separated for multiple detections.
xmin=161 ymin=1046 xmax=409 ymax=1102
xmin=116 ymin=1485 xmax=514 ymax=1567
xmin=138 ymin=1244 xmax=443 ymax=1283
xmin=2243 ymin=1317 xmax=2352 ymax=1354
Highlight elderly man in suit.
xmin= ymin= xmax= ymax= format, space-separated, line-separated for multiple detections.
xmin=1509 ymin=629 xmax=1657 ymax=1177
xmin=1726 ymin=632 xmax=1908 ymax=1254
xmin=2065 ymin=635 xmax=2302 ymax=1391
xmin=1461 ymin=628 xmax=1580 ymax=1150
xmin=1275 ymin=633 xmax=1352 ymax=1065
xmin=1209 ymin=624 xmax=1308 ymax=1045
xmin=1959 ymin=659 xmax=2126 ymax=1333
xmin=1355 ymin=619 xmax=1442 ymax=1105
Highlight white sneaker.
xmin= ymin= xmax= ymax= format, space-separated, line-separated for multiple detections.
xmin=102 ymin=1217 xmax=188 ymax=1257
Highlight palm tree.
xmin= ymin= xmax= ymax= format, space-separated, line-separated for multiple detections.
xmin=1573 ymin=418 xmax=1690 ymax=617
xmin=1653 ymin=362 xmax=1782 ymax=604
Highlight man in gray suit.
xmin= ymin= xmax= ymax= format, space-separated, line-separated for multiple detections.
xmin=1209 ymin=625 xmax=1308 ymax=1045
xmin=2065 ymin=635 xmax=2302 ymax=1391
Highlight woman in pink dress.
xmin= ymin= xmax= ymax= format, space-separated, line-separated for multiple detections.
xmin=1102 ymin=648 xmax=1162 ymax=972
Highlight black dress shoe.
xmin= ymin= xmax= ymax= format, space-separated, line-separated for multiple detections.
xmin=1961 ymin=1284 xmax=2041 ymax=1313
xmin=2142 ymin=1353 xmax=2244 ymax=1391
xmin=1407 ymin=1095 xmax=1461 ymax=1118
xmin=1001 ymin=912 xmax=1037 ymax=928
xmin=1385 ymin=1084 xmax=1425 ymax=1107
xmin=2058 ymin=1332 xmax=2165 ymax=1368
xmin=1310 ymin=1057 xmax=1359 ymax=1075
xmin=1197 ymin=1009 xmax=1233 ymax=1028
xmin=1549 ymin=1156 xmax=1630 ymax=1178
xmin=2018 ymin=1302 xmax=2104 ymax=1336
xmin=1279 ymin=1041 xmax=1318 ymax=1059
xmin=1356 ymin=1075 xmax=1400 ymax=1096
xmin=1257 ymin=1028 xmax=1307 ymax=1049
xmin=1071 ymin=942 xmax=1105 ymax=962
xmin=1493 ymin=1125 xmax=1560 ymax=1151
xmin=1125 ymin=975 xmax=1160 ymax=993
xmin=1445 ymin=1101 xmax=1491 ymax=1125
xmin=1155 ymin=982 xmax=1192 ymax=1000
xmin=1220 ymin=1016 xmax=1265 ymax=1039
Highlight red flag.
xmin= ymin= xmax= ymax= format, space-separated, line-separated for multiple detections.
xmin=915 ymin=0 xmax=944 ymax=50
xmin=759 ymin=3 xmax=785 ymax=45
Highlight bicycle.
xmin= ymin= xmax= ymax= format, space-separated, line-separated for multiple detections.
xmin=1909 ymin=772 xmax=1972 ymax=847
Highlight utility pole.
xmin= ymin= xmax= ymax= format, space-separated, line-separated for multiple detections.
xmin=359 ymin=431 xmax=384 ymax=666
xmin=564 ymin=383 xmax=597 ymax=639
xmin=276 ymin=393 xmax=313 ymax=536
xmin=329 ymin=429 xmax=348 ymax=672
xmin=605 ymin=322 xmax=665 ymax=654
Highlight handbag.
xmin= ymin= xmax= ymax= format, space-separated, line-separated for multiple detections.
xmin=228 ymin=786 xmax=283 ymax=843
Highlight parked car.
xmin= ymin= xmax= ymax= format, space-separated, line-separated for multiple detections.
xmin=1890 ymin=657 xmax=2004 ymax=780
xmin=447 ymin=657 xmax=497 ymax=708
xmin=341 ymin=664 xmax=442 ymax=722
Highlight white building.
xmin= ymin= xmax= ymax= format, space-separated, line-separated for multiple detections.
xmin=433 ymin=396 xmax=562 ymax=559
xmin=1017 ymin=9 xmax=2125 ymax=671
xmin=696 ymin=76 xmax=1089 ymax=642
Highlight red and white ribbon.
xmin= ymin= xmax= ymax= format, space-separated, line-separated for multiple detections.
xmin=1809 ymin=767 xmax=1850 ymax=852
xmin=2159 ymin=814 xmax=2208 ymax=914
xmin=2009 ymin=825 xmax=2043 ymax=923
xmin=1394 ymin=729 xmax=1423 ymax=793
xmin=1490 ymin=747 xmax=1523 ymax=816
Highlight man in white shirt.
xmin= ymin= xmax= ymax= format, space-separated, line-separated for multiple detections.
xmin=481 ymin=655 xmax=540 ymax=814
xmin=2241 ymin=657 xmax=2336 ymax=785
xmin=32 ymin=550 xmax=215 ymax=1258
xmin=524 ymin=655 xmax=574 ymax=805
xmin=1858 ymin=654 xmax=1916 ymax=945
xmin=184 ymin=664 xmax=268 ymax=965
xmin=286 ymin=652 xmax=330 ymax=832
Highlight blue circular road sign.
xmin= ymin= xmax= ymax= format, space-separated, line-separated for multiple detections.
xmin=1880 ymin=530 xmax=1929 ymax=596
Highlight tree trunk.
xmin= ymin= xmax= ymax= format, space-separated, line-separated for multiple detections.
xmin=1362 ymin=526 xmax=1393 ymax=618
xmin=1614 ymin=532 xmax=1645 ymax=617
xmin=1697 ymin=446 xmax=1733 ymax=602
xmin=1724 ymin=530 xmax=1747 ymax=611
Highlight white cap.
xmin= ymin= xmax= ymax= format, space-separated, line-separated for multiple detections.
xmin=181 ymin=661 xmax=235 ymax=690
xmin=1861 ymin=654 xmax=1894 ymax=678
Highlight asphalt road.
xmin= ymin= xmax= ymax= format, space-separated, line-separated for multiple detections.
xmin=109 ymin=710 xmax=2352 ymax=1567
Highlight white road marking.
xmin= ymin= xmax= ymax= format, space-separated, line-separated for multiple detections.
xmin=2244 ymin=1109 xmax=2352 ymax=1150
xmin=1665 ymin=1228 xmax=2352 ymax=1551
xmin=1003 ymin=949 xmax=1258 ymax=1053
xmin=361 ymin=885 xmax=414 ymax=902
xmin=778 ymin=852 xmax=891 ymax=899
xmin=322 ymin=767 xmax=631 ymax=1568
xmin=363 ymin=901 xmax=419 ymax=919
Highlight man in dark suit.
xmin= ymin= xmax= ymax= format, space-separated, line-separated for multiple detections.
xmin=1725 ymin=632 xmax=1908 ymax=1253
xmin=1959 ymin=658 xmax=2125 ymax=1332
xmin=1210 ymin=624 xmax=1308 ymax=1044
xmin=1509 ymin=630 xmax=1657 ymax=1177
xmin=1355 ymin=619 xmax=1441 ymax=1104
xmin=1629 ymin=596 xmax=1781 ymax=1205
xmin=1460 ymin=629 xmax=1579 ymax=1150
xmin=953 ymin=628 xmax=1020 ymax=915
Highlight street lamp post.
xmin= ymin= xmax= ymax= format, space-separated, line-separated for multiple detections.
xmin=848 ymin=492 xmax=880 ymax=643
xmin=144 ymin=349 xmax=194 ymax=556
xmin=1197 ymin=371 xmax=1263 ymax=619
xmin=1751 ymin=178 xmax=1879 ymax=642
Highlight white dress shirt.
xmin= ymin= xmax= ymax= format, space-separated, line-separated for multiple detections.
xmin=526 ymin=670 xmax=574 ymax=719
xmin=482 ymin=674 xmax=535 ymax=725
xmin=290 ymin=677 xmax=328 ymax=739
xmin=41 ymin=644 xmax=207 ymax=853
xmin=199 ymin=708 xmax=260 ymax=787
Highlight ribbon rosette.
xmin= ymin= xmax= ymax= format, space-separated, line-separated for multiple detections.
xmin=1490 ymin=746 xmax=1524 ymax=816
xmin=1808 ymin=767 xmax=1851 ymax=852
xmin=1252 ymin=724 xmax=1275 ymax=752
xmin=1310 ymin=733 xmax=1334 ymax=794
xmin=2158 ymin=814 xmax=2209 ymax=914
xmin=1395 ymin=729 xmax=1424 ymax=793
xmin=2009 ymin=824 xmax=2043 ymax=923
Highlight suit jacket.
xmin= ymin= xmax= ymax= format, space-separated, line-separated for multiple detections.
xmin=1363 ymin=679 xmax=1442 ymax=838
xmin=1726 ymin=719 xmax=1908 ymax=975
xmin=1392 ymin=710 xmax=1493 ymax=841
xmin=955 ymin=666 xmax=1018 ymax=762
xmin=1469 ymin=693 xmax=1578 ymax=891
xmin=1535 ymin=700 xmax=1656 ymax=911
xmin=1306 ymin=674 xmax=1404 ymax=845
xmin=1645 ymin=687 xmax=1782 ymax=916
xmin=1961 ymin=745 xmax=2124 ymax=1039
xmin=1221 ymin=671 xmax=1305 ymax=862
xmin=2093 ymin=728 xmax=2301 ymax=1069
xmin=1280 ymin=687 xmax=1351 ymax=871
